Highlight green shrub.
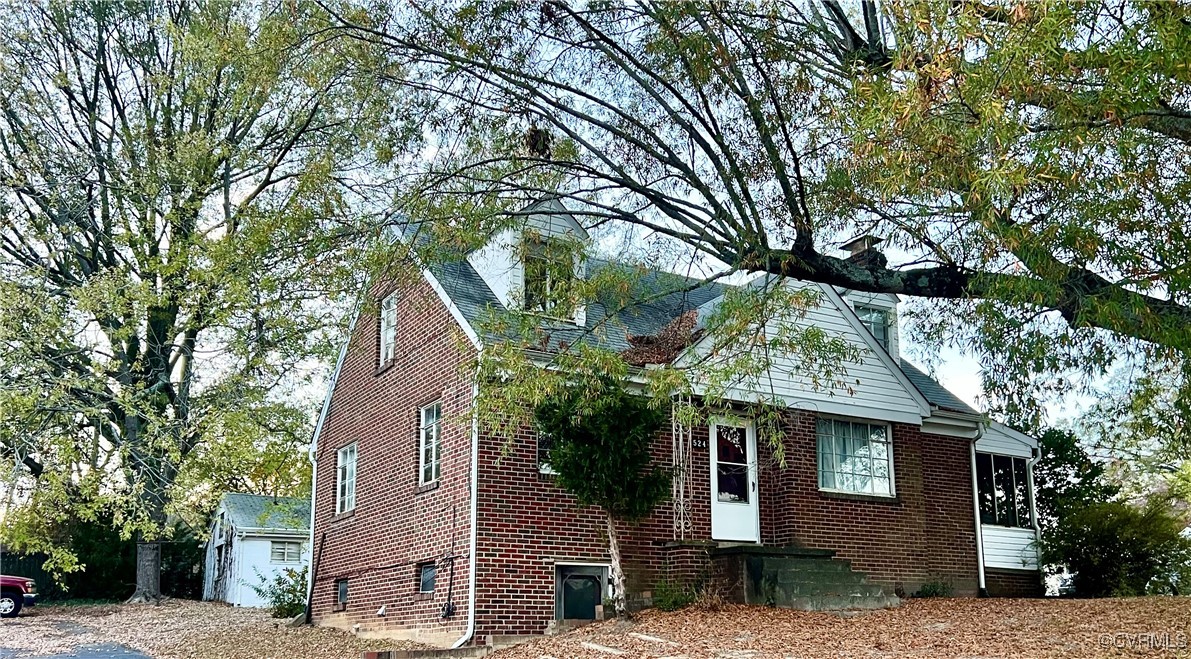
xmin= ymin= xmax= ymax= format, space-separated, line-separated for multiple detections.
xmin=912 ymin=579 xmax=954 ymax=598
xmin=249 ymin=565 xmax=308 ymax=618
xmin=1038 ymin=497 xmax=1191 ymax=597
xmin=652 ymin=579 xmax=695 ymax=612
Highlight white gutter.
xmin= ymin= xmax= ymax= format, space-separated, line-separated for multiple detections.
xmin=1026 ymin=447 xmax=1042 ymax=568
xmin=451 ymin=357 xmax=482 ymax=649
xmin=304 ymin=307 xmax=358 ymax=614
xmin=969 ymin=421 xmax=988 ymax=596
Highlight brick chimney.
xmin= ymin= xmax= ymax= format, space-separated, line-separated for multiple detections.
xmin=840 ymin=235 xmax=887 ymax=269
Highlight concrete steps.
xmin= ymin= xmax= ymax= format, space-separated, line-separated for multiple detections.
xmin=710 ymin=545 xmax=899 ymax=611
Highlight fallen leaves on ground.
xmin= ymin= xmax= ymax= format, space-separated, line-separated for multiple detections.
xmin=0 ymin=600 xmax=427 ymax=658
xmin=490 ymin=597 xmax=1191 ymax=658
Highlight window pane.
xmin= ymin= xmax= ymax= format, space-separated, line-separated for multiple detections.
xmin=976 ymin=453 xmax=995 ymax=524
xmin=993 ymin=455 xmax=1017 ymax=527
xmin=716 ymin=425 xmax=747 ymax=464
xmin=337 ymin=580 xmax=348 ymax=604
xmin=717 ymin=463 xmax=749 ymax=503
xmin=1013 ymin=458 xmax=1031 ymax=529
xmin=816 ymin=419 xmax=892 ymax=495
xmin=420 ymin=564 xmax=436 ymax=592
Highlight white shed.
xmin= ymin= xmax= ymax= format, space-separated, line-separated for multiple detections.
xmin=202 ymin=493 xmax=311 ymax=608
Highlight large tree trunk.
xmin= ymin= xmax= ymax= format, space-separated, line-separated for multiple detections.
xmin=605 ymin=511 xmax=629 ymax=619
xmin=127 ymin=537 xmax=162 ymax=603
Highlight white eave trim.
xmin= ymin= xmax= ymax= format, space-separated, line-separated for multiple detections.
xmin=985 ymin=420 xmax=1039 ymax=449
xmin=237 ymin=527 xmax=311 ymax=537
xmin=422 ymin=267 xmax=483 ymax=350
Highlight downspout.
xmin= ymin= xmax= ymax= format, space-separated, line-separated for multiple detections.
xmin=451 ymin=355 xmax=482 ymax=649
xmin=304 ymin=308 xmax=357 ymax=622
xmin=969 ymin=422 xmax=988 ymax=597
xmin=1026 ymin=447 xmax=1042 ymax=570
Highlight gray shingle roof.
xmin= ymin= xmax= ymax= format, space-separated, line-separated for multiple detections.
xmin=428 ymin=258 xmax=726 ymax=352
xmin=221 ymin=493 xmax=310 ymax=531
xmin=898 ymin=359 xmax=978 ymax=415
xmin=427 ymin=247 xmax=978 ymax=417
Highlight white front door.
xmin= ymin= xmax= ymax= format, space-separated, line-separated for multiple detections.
xmin=709 ymin=418 xmax=760 ymax=542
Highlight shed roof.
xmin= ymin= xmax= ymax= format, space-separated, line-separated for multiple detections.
xmin=220 ymin=493 xmax=310 ymax=532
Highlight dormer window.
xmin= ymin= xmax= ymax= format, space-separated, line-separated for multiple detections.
xmin=523 ymin=234 xmax=575 ymax=316
xmin=855 ymin=305 xmax=890 ymax=350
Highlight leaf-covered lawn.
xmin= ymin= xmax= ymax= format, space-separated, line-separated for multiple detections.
xmin=0 ymin=600 xmax=426 ymax=658
xmin=491 ymin=598 xmax=1191 ymax=659
xmin=4 ymin=597 xmax=1189 ymax=658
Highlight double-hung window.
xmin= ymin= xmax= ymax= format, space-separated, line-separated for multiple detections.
xmin=854 ymin=305 xmax=890 ymax=350
xmin=419 ymin=403 xmax=442 ymax=485
xmin=379 ymin=292 xmax=398 ymax=364
xmin=537 ymin=430 xmax=556 ymax=475
xmin=270 ymin=541 xmax=302 ymax=564
xmin=816 ymin=418 xmax=894 ymax=496
xmin=336 ymin=443 xmax=357 ymax=514
xmin=523 ymin=235 xmax=575 ymax=316
xmin=975 ymin=453 xmax=1033 ymax=528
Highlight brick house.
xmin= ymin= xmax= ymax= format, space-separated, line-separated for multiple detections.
xmin=306 ymin=199 xmax=1043 ymax=647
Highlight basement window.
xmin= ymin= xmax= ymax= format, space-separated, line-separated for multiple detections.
xmin=554 ymin=565 xmax=608 ymax=620
xmin=418 ymin=562 xmax=437 ymax=593
xmin=334 ymin=579 xmax=348 ymax=611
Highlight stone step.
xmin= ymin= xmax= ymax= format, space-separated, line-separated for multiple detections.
xmin=781 ymin=594 xmax=902 ymax=611
xmin=751 ymin=557 xmax=856 ymax=573
xmin=764 ymin=567 xmax=870 ymax=582
xmin=760 ymin=581 xmax=889 ymax=598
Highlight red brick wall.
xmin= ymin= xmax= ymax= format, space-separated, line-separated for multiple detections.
xmin=468 ymin=409 xmax=980 ymax=639
xmin=309 ymin=277 xmax=477 ymax=645
xmin=311 ymin=276 xmax=982 ymax=641
xmin=986 ymin=567 xmax=1044 ymax=597
xmin=761 ymin=410 xmax=980 ymax=596
xmin=470 ymin=422 xmax=679 ymax=640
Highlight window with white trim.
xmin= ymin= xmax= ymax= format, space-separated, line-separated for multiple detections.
xmin=379 ymin=292 xmax=398 ymax=364
xmin=537 ymin=431 xmax=556 ymax=475
xmin=336 ymin=443 xmax=357 ymax=514
xmin=523 ymin=234 xmax=575 ymax=316
xmin=855 ymin=305 xmax=890 ymax=350
xmin=419 ymin=403 xmax=442 ymax=485
xmin=816 ymin=418 xmax=893 ymax=496
xmin=270 ymin=541 xmax=303 ymax=564
xmin=975 ymin=453 xmax=1033 ymax=528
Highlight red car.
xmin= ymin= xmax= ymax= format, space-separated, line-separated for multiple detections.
xmin=0 ymin=574 xmax=37 ymax=617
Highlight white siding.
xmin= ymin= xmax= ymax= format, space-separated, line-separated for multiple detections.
xmin=230 ymin=535 xmax=311 ymax=607
xmin=685 ymin=281 xmax=926 ymax=425
xmin=466 ymin=230 xmax=522 ymax=309
xmin=982 ymin=525 xmax=1039 ymax=570
xmin=977 ymin=423 xmax=1036 ymax=458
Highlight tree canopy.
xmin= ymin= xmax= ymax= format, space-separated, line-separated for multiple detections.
xmin=0 ymin=0 xmax=400 ymax=596
xmin=334 ymin=0 xmax=1191 ymax=429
